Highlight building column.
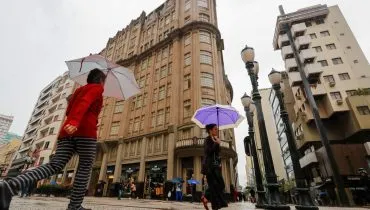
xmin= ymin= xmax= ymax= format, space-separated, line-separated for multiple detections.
xmin=221 ymin=159 xmax=230 ymax=193
xmin=229 ymin=158 xmax=235 ymax=188
xmin=176 ymin=157 xmax=181 ymax=178
xmin=194 ymin=156 xmax=202 ymax=191
xmin=60 ymin=168 xmax=68 ymax=184
xmin=138 ymin=137 xmax=147 ymax=182
xmin=167 ymin=131 xmax=176 ymax=180
xmin=98 ymin=153 xmax=108 ymax=181
xmin=71 ymin=155 xmax=79 ymax=184
xmin=113 ymin=142 xmax=123 ymax=183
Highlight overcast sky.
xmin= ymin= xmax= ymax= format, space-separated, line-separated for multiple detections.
xmin=1 ymin=0 xmax=369 ymax=186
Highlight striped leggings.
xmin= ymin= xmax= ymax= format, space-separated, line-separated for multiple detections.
xmin=9 ymin=137 xmax=96 ymax=210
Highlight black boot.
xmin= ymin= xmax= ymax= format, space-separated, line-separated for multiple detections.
xmin=0 ymin=180 xmax=15 ymax=210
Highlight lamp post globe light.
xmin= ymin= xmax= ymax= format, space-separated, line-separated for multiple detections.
xmin=268 ymin=69 xmax=318 ymax=210
xmin=241 ymin=95 xmax=268 ymax=208
xmin=241 ymin=45 xmax=289 ymax=209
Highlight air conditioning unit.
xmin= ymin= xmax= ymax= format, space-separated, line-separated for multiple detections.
xmin=336 ymin=99 xmax=343 ymax=105
xmin=329 ymin=81 xmax=336 ymax=87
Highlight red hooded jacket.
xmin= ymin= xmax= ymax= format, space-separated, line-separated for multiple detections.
xmin=58 ymin=83 xmax=104 ymax=139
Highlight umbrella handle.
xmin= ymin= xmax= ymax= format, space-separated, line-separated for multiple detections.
xmin=216 ymin=107 xmax=220 ymax=137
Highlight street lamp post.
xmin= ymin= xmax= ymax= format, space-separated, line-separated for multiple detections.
xmin=241 ymin=45 xmax=289 ymax=209
xmin=241 ymin=100 xmax=268 ymax=208
xmin=268 ymin=69 xmax=318 ymax=210
xmin=278 ymin=5 xmax=349 ymax=206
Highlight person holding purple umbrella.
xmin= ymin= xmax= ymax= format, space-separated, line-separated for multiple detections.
xmin=202 ymin=124 xmax=228 ymax=210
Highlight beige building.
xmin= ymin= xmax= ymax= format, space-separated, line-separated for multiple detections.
xmin=251 ymin=88 xmax=288 ymax=185
xmin=0 ymin=114 xmax=14 ymax=145
xmin=7 ymin=72 xmax=76 ymax=177
xmin=61 ymin=0 xmax=236 ymax=198
xmin=273 ymin=4 xmax=370 ymax=202
xmin=0 ymin=139 xmax=21 ymax=177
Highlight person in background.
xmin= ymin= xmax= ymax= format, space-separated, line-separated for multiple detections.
xmin=201 ymin=176 xmax=210 ymax=210
xmin=130 ymin=182 xmax=137 ymax=199
xmin=175 ymin=183 xmax=182 ymax=201
xmin=249 ymin=188 xmax=256 ymax=203
xmin=0 ymin=69 xmax=106 ymax=210
xmin=117 ymin=181 xmax=124 ymax=200
xmin=203 ymin=124 xmax=228 ymax=210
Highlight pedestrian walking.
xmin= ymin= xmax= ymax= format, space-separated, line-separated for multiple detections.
xmin=203 ymin=124 xmax=228 ymax=210
xmin=130 ymin=182 xmax=137 ymax=199
xmin=175 ymin=183 xmax=182 ymax=201
xmin=117 ymin=181 xmax=124 ymax=200
xmin=249 ymin=188 xmax=256 ymax=203
xmin=0 ymin=69 xmax=106 ymax=210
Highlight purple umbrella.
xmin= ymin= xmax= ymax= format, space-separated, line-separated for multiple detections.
xmin=191 ymin=104 xmax=244 ymax=130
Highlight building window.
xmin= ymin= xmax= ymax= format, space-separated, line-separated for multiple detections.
xmin=44 ymin=142 xmax=50 ymax=149
xmin=162 ymin=47 xmax=169 ymax=59
xmin=157 ymin=109 xmax=165 ymax=125
xmin=49 ymin=127 xmax=55 ymax=135
xmin=346 ymin=90 xmax=357 ymax=96
xmin=184 ymin=33 xmax=191 ymax=46
xmin=165 ymin=14 xmax=171 ymax=25
xmin=184 ymin=100 xmax=191 ymax=118
xmin=305 ymin=21 xmax=312 ymax=27
xmin=313 ymin=46 xmax=322 ymax=52
xmin=53 ymin=115 xmax=59 ymax=122
xmin=110 ymin=122 xmax=120 ymax=136
xmin=340 ymin=33 xmax=344 ymax=36
xmin=151 ymin=112 xmax=156 ymax=127
xmin=136 ymin=95 xmax=143 ymax=108
xmin=318 ymin=60 xmax=328 ymax=67
xmin=168 ymin=62 xmax=172 ymax=74
xmin=309 ymin=33 xmax=317 ymax=39
xmin=199 ymin=31 xmax=211 ymax=43
xmin=184 ymin=16 xmax=191 ymax=24
xmin=165 ymin=107 xmax=170 ymax=124
xmin=201 ymin=98 xmax=216 ymax=107
xmin=326 ymin=43 xmax=336 ymax=50
xmin=38 ymin=157 xmax=45 ymax=166
xmin=134 ymin=118 xmax=140 ymax=132
xmin=346 ymin=46 xmax=351 ymax=49
xmin=330 ymin=92 xmax=342 ymax=100
xmin=357 ymin=106 xmax=370 ymax=115
xmin=114 ymin=101 xmax=124 ymax=113
xmin=320 ymin=30 xmax=330 ymax=37
xmin=140 ymin=115 xmax=145 ymax=131
xmin=338 ymin=73 xmax=350 ymax=80
xmin=332 ymin=57 xmax=343 ymax=65
xmin=167 ymin=83 xmax=171 ymax=97
xmin=184 ymin=74 xmax=191 ymax=90
xmin=139 ymin=76 xmax=145 ymax=88
xmin=185 ymin=53 xmax=191 ymax=66
xmin=185 ymin=0 xmax=191 ymax=11
xmin=201 ymin=72 xmax=214 ymax=88
xmin=143 ymin=93 xmax=148 ymax=106
xmin=160 ymin=65 xmax=168 ymax=78
xmin=323 ymin=75 xmax=335 ymax=83
xmin=199 ymin=13 xmax=210 ymax=22
xmin=159 ymin=86 xmax=166 ymax=100
xmin=354 ymin=60 xmax=359 ymax=64
xmin=315 ymin=19 xmax=325 ymax=25
xmin=200 ymin=51 xmax=212 ymax=65
xmin=153 ymin=89 xmax=158 ymax=102
xmin=198 ymin=0 xmax=208 ymax=8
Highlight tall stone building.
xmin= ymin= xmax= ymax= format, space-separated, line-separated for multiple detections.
xmin=7 ymin=72 xmax=76 ymax=177
xmin=0 ymin=114 xmax=13 ymax=145
xmin=273 ymin=4 xmax=370 ymax=203
xmin=61 ymin=0 xmax=236 ymax=198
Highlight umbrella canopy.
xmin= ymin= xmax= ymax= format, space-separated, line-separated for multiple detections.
xmin=65 ymin=54 xmax=140 ymax=99
xmin=187 ymin=179 xmax=201 ymax=185
xmin=170 ymin=177 xmax=184 ymax=183
xmin=191 ymin=104 xmax=244 ymax=130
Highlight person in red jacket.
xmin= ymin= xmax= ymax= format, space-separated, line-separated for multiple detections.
xmin=0 ymin=69 xmax=106 ymax=210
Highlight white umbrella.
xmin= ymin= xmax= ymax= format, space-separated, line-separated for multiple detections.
xmin=65 ymin=54 xmax=140 ymax=99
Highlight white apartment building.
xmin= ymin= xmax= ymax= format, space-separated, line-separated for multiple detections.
xmin=0 ymin=114 xmax=14 ymax=145
xmin=7 ymin=72 xmax=75 ymax=176
xmin=273 ymin=4 xmax=370 ymax=203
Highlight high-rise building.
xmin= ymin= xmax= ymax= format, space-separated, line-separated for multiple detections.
xmin=251 ymin=89 xmax=288 ymax=184
xmin=7 ymin=72 xmax=76 ymax=177
xmin=1 ymin=132 xmax=22 ymax=145
xmin=0 ymin=114 xmax=14 ymax=145
xmin=273 ymin=4 xmax=370 ymax=203
xmin=59 ymin=0 xmax=236 ymax=197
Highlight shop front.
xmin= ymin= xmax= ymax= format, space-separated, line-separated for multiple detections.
xmin=144 ymin=160 xmax=167 ymax=199
xmin=106 ymin=165 xmax=115 ymax=197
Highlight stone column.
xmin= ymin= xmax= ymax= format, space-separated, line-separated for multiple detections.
xmin=194 ymin=156 xmax=202 ymax=191
xmin=167 ymin=132 xmax=176 ymax=180
xmin=113 ymin=142 xmax=123 ymax=183
xmin=98 ymin=153 xmax=108 ymax=181
xmin=138 ymin=137 xmax=147 ymax=182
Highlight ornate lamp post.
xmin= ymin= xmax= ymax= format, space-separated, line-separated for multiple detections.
xmin=241 ymin=98 xmax=268 ymax=208
xmin=268 ymin=69 xmax=318 ymax=210
xmin=241 ymin=45 xmax=289 ymax=209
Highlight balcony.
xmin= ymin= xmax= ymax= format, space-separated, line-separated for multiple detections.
xmin=299 ymin=151 xmax=318 ymax=168
xmin=285 ymin=58 xmax=298 ymax=72
xmin=310 ymin=84 xmax=326 ymax=97
xmin=291 ymin=23 xmax=307 ymax=37
xmin=304 ymin=63 xmax=323 ymax=82
xmin=175 ymin=138 xmax=236 ymax=158
xmin=278 ymin=33 xmax=290 ymax=48
xmin=18 ymin=146 xmax=31 ymax=153
xmin=294 ymin=35 xmax=310 ymax=50
xmin=288 ymin=72 xmax=302 ymax=87
xmin=300 ymin=48 xmax=316 ymax=64
xmin=281 ymin=46 xmax=294 ymax=60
